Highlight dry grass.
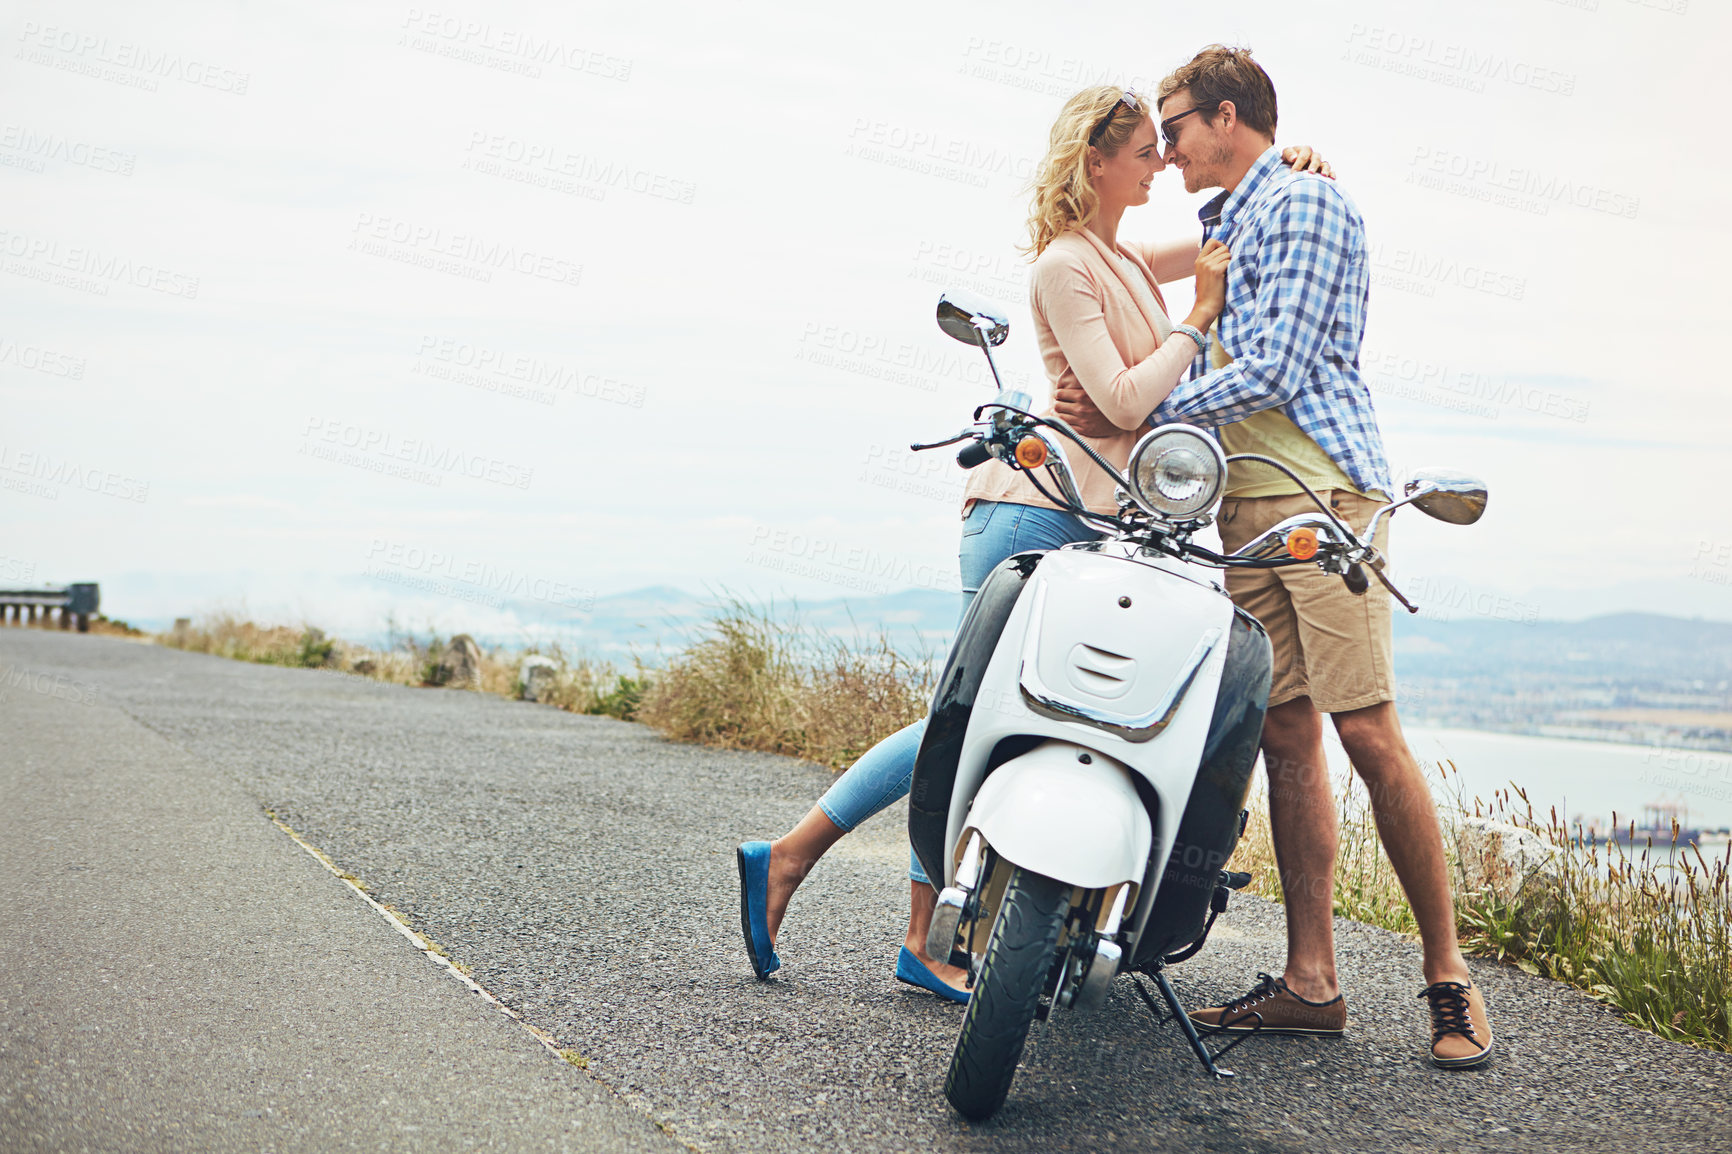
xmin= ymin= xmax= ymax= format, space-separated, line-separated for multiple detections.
xmin=159 ymin=612 xmax=340 ymax=669
xmin=155 ymin=612 xmax=518 ymax=692
xmin=517 ymin=642 xmax=647 ymax=719
xmin=634 ymin=599 xmax=935 ymax=770
xmin=150 ymin=599 xmax=932 ymax=761
xmin=1453 ymin=789 xmax=1732 ymax=1051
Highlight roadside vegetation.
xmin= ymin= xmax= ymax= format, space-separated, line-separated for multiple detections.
xmin=1231 ymin=772 xmax=1732 ymax=1053
xmin=154 ymin=604 xmax=1731 ymax=1053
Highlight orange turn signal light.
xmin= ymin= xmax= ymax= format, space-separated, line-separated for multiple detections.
xmin=1014 ymin=435 xmax=1048 ymax=469
xmin=1286 ymin=527 xmax=1319 ymax=560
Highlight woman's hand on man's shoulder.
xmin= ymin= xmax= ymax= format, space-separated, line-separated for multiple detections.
xmin=1280 ymin=145 xmax=1335 ymax=180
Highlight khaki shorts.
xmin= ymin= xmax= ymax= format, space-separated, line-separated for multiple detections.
xmin=1217 ymin=489 xmax=1396 ymax=714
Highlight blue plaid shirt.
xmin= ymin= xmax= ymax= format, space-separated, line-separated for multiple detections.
xmin=1150 ymin=146 xmax=1392 ymax=499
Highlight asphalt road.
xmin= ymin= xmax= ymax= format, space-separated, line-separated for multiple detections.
xmin=3 ymin=628 xmax=1730 ymax=1153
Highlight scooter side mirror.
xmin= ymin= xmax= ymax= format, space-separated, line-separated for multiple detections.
xmin=937 ymin=291 xmax=1010 ymax=348
xmin=1404 ymin=470 xmax=1488 ymax=525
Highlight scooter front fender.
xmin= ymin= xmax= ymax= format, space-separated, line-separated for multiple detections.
xmin=965 ymin=739 xmax=1152 ymax=890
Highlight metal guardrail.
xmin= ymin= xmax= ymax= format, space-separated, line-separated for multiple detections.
xmin=0 ymin=584 xmax=100 ymax=632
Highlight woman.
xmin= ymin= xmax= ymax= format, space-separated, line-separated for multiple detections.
xmin=738 ymin=86 xmax=1329 ymax=998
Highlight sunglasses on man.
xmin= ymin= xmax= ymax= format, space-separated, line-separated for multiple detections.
xmin=1158 ymin=103 xmax=1217 ymax=149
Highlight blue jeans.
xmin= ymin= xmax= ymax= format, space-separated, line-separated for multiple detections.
xmin=815 ymin=500 xmax=1103 ymax=883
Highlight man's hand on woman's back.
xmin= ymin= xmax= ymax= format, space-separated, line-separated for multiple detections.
xmin=1053 ymin=384 xmax=1122 ymax=439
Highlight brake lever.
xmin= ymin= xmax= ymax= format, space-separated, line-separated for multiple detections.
xmin=1371 ymin=563 xmax=1419 ymax=614
xmin=1354 ymin=550 xmax=1418 ymax=613
xmin=910 ymin=429 xmax=975 ymax=452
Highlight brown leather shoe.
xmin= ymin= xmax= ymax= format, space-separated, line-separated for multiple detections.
xmin=1419 ymin=979 xmax=1494 ymax=1068
xmin=1186 ymin=972 xmax=1347 ymax=1036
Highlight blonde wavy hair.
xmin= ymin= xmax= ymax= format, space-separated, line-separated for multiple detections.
xmin=1023 ymin=85 xmax=1150 ymax=258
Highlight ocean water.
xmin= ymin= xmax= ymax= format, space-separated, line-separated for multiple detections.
xmin=1313 ymin=725 xmax=1732 ymax=835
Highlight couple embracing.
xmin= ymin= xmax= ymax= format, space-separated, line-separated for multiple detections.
xmin=739 ymin=44 xmax=1493 ymax=1070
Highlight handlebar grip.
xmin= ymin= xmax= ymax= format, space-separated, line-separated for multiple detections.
xmin=1343 ymin=563 xmax=1369 ymax=595
xmin=956 ymin=440 xmax=993 ymax=469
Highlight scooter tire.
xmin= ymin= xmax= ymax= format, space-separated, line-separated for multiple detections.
xmin=943 ymin=865 xmax=1069 ymax=1121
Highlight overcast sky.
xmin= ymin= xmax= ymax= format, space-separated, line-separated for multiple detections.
xmin=3 ymin=0 xmax=1727 ymax=639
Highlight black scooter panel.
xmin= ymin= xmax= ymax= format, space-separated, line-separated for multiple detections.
xmin=1133 ymin=606 xmax=1273 ymax=966
xmin=908 ymin=551 xmax=1043 ymax=886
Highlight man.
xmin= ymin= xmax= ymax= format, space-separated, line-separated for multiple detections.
xmin=1055 ymin=45 xmax=1493 ymax=1068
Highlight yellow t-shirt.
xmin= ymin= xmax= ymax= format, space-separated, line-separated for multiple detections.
xmin=1218 ymin=410 xmax=1360 ymax=498
xmin=1206 ymin=333 xmax=1361 ymax=499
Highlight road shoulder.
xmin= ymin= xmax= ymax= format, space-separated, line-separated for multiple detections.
xmin=0 ymin=668 xmax=682 ymax=1154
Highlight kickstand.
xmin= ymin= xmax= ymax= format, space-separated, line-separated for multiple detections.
xmin=1134 ymin=969 xmax=1260 ymax=1079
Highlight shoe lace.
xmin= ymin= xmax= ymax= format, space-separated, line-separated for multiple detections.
xmin=1418 ymin=981 xmax=1476 ymax=1042
xmin=1226 ymin=972 xmax=1285 ymax=1013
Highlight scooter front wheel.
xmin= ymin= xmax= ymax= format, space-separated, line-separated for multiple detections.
xmin=943 ymin=865 xmax=1069 ymax=1121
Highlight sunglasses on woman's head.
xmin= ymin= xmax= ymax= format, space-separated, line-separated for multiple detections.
xmin=1087 ymin=88 xmax=1140 ymax=147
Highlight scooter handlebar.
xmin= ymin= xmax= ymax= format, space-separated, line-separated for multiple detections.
xmin=957 ymin=440 xmax=994 ymax=469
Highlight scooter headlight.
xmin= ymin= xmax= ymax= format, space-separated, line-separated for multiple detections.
xmin=1126 ymin=425 xmax=1227 ymax=520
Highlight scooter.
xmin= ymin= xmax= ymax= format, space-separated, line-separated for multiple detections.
xmin=907 ymin=292 xmax=1487 ymax=1121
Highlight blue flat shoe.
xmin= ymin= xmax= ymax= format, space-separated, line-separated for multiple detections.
xmin=736 ymin=842 xmax=781 ymax=979
xmin=896 ymin=945 xmax=970 ymax=1004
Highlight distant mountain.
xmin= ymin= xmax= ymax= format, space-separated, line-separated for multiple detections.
xmin=1392 ymin=612 xmax=1732 ymax=681
xmin=1390 ymin=612 xmax=1731 ymax=750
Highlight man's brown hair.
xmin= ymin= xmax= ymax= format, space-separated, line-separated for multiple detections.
xmin=1157 ymin=44 xmax=1278 ymax=139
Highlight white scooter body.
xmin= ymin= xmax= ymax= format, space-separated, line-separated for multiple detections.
xmin=943 ymin=541 xmax=1236 ymax=956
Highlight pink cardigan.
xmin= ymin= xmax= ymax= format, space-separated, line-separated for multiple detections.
xmin=961 ymin=227 xmax=1200 ymax=517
